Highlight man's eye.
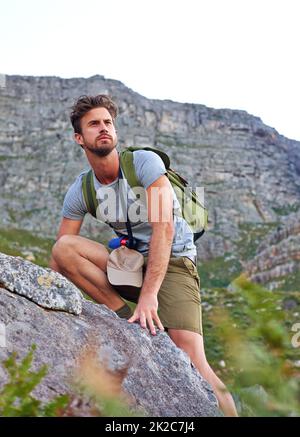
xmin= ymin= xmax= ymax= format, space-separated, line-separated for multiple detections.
xmin=105 ymin=120 xmax=111 ymax=124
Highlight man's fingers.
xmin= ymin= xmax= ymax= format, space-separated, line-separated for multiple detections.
xmin=147 ymin=311 xmax=164 ymax=335
xmin=147 ymin=316 xmax=156 ymax=336
xmin=127 ymin=310 xmax=147 ymax=329
xmin=140 ymin=313 xmax=147 ymax=329
xmin=128 ymin=311 xmax=139 ymax=324
xmin=153 ymin=314 xmax=164 ymax=332
xmin=128 ymin=307 xmax=164 ymax=336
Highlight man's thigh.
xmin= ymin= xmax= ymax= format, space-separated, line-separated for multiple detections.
xmin=53 ymin=235 xmax=109 ymax=271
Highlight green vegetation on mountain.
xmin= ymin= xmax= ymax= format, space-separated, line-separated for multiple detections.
xmin=0 ymin=227 xmax=54 ymax=267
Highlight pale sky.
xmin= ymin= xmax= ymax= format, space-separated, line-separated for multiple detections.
xmin=1 ymin=0 xmax=299 ymax=140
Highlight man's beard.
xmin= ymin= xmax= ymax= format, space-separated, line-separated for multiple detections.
xmin=83 ymin=139 xmax=117 ymax=157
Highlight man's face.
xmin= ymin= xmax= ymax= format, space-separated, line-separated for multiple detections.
xmin=74 ymin=107 xmax=118 ymax=157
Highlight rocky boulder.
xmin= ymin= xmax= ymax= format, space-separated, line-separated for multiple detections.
xmin=0 ymin=252 xmax=219 ymax=417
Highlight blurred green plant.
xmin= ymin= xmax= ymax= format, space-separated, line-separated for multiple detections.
xmin=210 ymin=274 xmax=300 ymax=416
xmin=0 ymin=345 xmax=69 ymax=416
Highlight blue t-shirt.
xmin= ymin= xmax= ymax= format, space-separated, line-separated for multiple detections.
xmin=62 ymin=150 xmax=197 ymax=260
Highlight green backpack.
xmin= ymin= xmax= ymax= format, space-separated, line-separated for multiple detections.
xmin=82 ymin=146 xmax=208 ymax=242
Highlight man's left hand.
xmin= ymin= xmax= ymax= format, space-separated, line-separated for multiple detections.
xmin=128 ymin=294 xmax=164 ymax=336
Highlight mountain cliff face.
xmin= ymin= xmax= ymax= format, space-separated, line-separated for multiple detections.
xmin=0 ymin=74 xmax=299 ymax=288
xmin=243 ymin=210 xmax=300 ymax=290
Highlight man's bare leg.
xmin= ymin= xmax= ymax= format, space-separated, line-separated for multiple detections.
xmin=51 ymin=235 xmax=125 ymax=311
xmin=168 ymin=329 xmax=238 ymax=417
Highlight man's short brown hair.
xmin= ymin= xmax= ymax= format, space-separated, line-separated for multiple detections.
xmin=70 ymin=94 xmax=118 ymax=134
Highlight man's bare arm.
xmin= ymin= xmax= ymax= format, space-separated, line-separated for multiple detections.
xmin=49 ymin=217 xmax=83 ymax=271
xmin=128 ymin=175 xmax=174 ymax=334
xmin=141 ymin=178 xmax=174 ymax=297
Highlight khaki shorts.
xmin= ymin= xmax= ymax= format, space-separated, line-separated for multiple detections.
xmin=113 ymin=256 xmax=202 ymax=335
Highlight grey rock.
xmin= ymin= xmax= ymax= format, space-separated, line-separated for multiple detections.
xmin=0 ymin=253 xmax=220 ymax=417
xmin=0 ymin=252 xmax=83 ymax=315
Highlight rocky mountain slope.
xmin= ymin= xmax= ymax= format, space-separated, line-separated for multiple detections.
xmin=0 ymin=74 xmax=299 ymax=288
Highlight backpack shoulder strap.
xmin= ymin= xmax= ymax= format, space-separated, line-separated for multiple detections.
xmin=82 ymin=170 xmax=97 ymax=218
xmin=119 ymin=149 xmax=141 ymax=188
xmin=124 ymin=146 xmax=170 ymax=169
xmin=119 ymin=146 xmax=171 ymax=188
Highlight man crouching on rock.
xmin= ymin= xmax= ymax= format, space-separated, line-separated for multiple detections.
xmin=49 ymin=94 xmax=238 ymax=417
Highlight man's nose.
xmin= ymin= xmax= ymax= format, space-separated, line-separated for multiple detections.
xmin=98 ymin=121 xmax=108 ymax=132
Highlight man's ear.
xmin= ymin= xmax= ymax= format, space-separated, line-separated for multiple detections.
xmin=74 ymin=133 xmax=84 ymax=148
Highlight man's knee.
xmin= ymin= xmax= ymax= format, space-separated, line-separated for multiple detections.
xmin=51 ymin=235 xmax=77 ymax=267
xmin=54 ymin=234 xmax=78 ymax=251
xmin=169 ymin=329 xmax=195 ymax=347
xmin=168 ymin=329 xmax=204 ymax=361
